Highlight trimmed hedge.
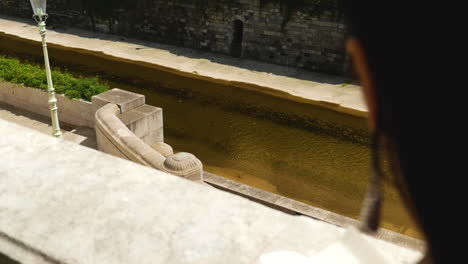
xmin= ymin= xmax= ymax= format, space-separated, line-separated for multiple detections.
xmin=0 ymin=55 xmax=109 ymax=101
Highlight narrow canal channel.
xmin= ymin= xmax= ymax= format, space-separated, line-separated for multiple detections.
xmin=0 ymin=34 xmax=421 ymax=239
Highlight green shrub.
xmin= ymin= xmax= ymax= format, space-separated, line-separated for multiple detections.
xmin=0 ymin=55 xmax=109 ymax=101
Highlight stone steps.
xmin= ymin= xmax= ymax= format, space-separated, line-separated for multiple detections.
xmin=92 ymin=88 xmax=164 ymax=145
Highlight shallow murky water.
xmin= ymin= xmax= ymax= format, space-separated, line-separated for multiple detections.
xmin=0 ymin=34 xmax=422 ymax=238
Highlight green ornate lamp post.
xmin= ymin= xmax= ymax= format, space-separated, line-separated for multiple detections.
xmin=30 ymin=0 xmax=62 ymax=138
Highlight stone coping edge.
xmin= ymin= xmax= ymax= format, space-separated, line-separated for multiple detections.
xmin=203 ymin=172 xmax=425 ymax=252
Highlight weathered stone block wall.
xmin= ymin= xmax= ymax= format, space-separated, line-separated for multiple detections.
xmin=0 ymin=81 xmax=94 ymax=128
xmin=0 ymin=0 xmax=348 ymax=75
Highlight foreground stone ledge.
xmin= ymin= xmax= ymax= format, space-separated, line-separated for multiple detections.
xmin=203 ymin=172 xmax=425 ymax=251
xmin=0 ymin=119 xmax=421 ymax=263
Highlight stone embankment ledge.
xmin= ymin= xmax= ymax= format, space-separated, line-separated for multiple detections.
xmin=203 ymin=172 xmax=425 ymax=251
xmin=0 ymin=119 xmax=421 ymax=264
xmin=0 ymin=16 xmax=367 ymax=118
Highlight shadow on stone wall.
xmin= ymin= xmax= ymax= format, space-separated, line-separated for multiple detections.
xmin=0 ymin=0 xmax=350 ymax=76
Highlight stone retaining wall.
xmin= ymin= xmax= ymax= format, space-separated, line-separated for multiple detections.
xmin=0 ymin=81 xmax=94 ymax=128
xmin=0 ymin=0 xmax=349 ymax=75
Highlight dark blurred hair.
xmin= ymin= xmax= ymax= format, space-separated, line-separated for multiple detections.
xmin=344 ymin=1 xmax=467 ymax=263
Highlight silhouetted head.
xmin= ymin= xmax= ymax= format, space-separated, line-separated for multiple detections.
xmin=344 ymin=1 xmax=467 ymax=263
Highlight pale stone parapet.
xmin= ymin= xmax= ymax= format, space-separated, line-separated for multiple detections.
xmin=95 ymin=99 xmax=203 ymax=182
xmin=151 ymin=141 xmax=174 ymax=157
xmin=0 ymin=119 xmax=422 ymax=264
xmin=0 ymin=120 xmax=420 ymax=264
xmin=95 ymin=103 xmax=166 ymax=166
